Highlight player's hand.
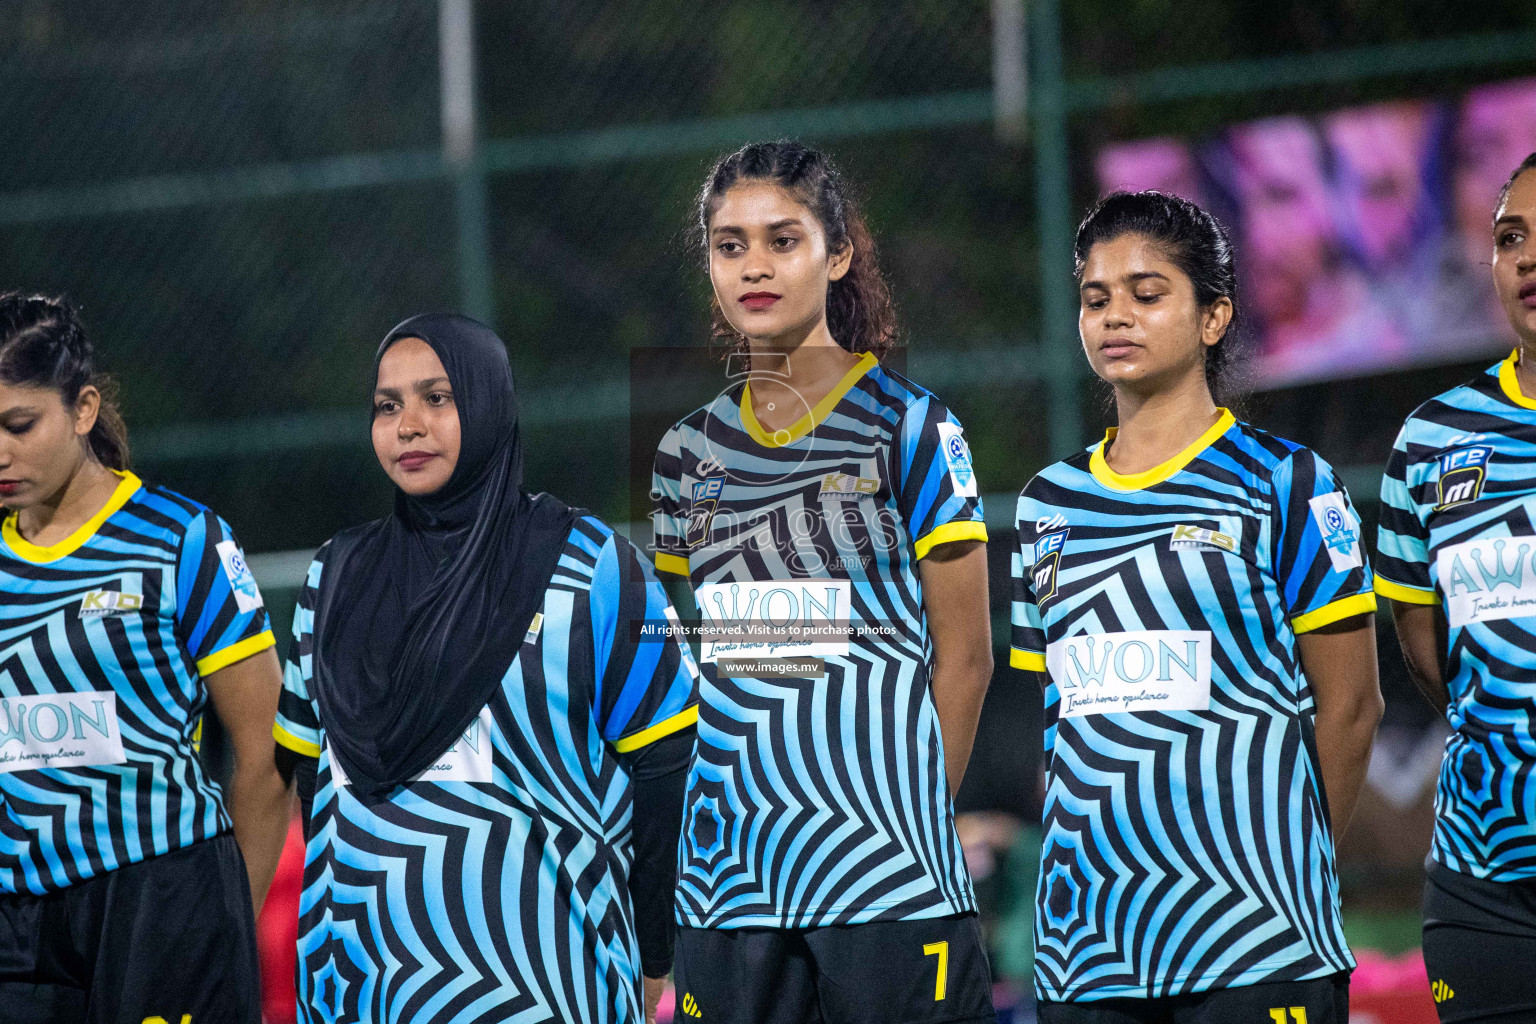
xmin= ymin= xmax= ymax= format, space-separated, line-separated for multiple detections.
xmin=644 ymin=975 xmax=667 ymax=1024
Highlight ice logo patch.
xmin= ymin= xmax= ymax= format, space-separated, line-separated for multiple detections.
xmin=1436 ymin=445 xmax=1491 ymax=510
xmin=935 ymin=421 xmax=977 ymax=498
xmin=1308 ymin=493 xmax=1362 ymax=571
xmin=1032 ymin=530 xmax=1068 ymax=606
xmin=215 ymin=540 xmax=264 ymax=613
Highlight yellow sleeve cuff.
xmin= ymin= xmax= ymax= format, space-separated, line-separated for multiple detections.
xmin=1291 ymin=592 xmax=1378 ymax=634
xmin=1374 ymin=575 xmax=1439 ymax=605
xmin=195 ymin=630 xmax=276 ymax=677
xmin=273 ymin=720 xmax=321 ymax=758
xmin=1010 ymin=647 xmax=1046 ymax=672
xmin=914 ymin=520 xmax=989 ymax=561
xmin=654 ymin=551 xmax=691 ymax=578
xmin=612 ymin=704 xmax=699 ymax=753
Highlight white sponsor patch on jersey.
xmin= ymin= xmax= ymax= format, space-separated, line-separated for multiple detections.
xmin=0 ymin=691 xmax=126 ymax=773
xmin=1437 ymin=535 xmax=1536 ymax=627
xmin=1047 ymin=630 xmax=1212 ymax=719
xmin=695 ymin=579 xmax=851 ymax=661
xmin=216 ymin=540 xmax=264 ymax=613
xmin=935 ymin=421 xmax=978 ymax=498
xmin=1308 ymin=492 xmax=1363 ymax=571
xmin=330 ymin=706 xmax=497 ymax=787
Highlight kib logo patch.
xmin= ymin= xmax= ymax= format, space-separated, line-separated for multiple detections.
xmin=1169 ymin=523 xmax=1239 ymax=554
xmin=818 ymin=472 xmax=880 ymax=497
xmin=79 ymin=589 xmax=144 ymax=618
xmin=1032 ymin=530 xmax=1068 ymax=606
xmin=216 ymin=540 xmax=264 ymax=614
xmin=1437 ymin=445 xmax=1492 ymax=510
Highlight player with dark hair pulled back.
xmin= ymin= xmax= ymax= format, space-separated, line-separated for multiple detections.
xmin=0 ymin=293 xmax=288 ymax=1023
xmin=654 ymin=141 xmax=998 ymax=1023
xmin=1376 ymin=152 xmax=1536 ymax=1024
xmin=1014 ymin=192 xmax=1383 ymax=1023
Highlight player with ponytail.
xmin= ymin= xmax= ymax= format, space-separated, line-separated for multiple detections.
xmin=0 ymin=294 xmax=286 ymax=1023
xmin=652 ymin=143 xmax=998 ymax=1023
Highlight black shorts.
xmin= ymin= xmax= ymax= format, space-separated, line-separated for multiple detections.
xmin=0 ymin=833 xmax=260 ymax=1024
xmin=1422 ymin=861 xmax=1536 ymax=1023
xmin=673 ymin=912 xmax=996 ymax=1024
xmin=1036 ymin=973 xmax=1349 ymax=1024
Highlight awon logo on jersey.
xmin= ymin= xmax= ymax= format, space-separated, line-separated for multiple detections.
xmin=1046 ymin=630 xmax=1212 ymax=718
xmin=687 ymin=476 xmax=725 ymax=548
xmin=695 ymin=579 xmax=851 ymax=661
xmin=330 ymin=707 xmax=496 ymax=786
xmin=215 ymin=540 xmax=263 ymax=613
xmin=1032 ymin=530 xmax=1068 ymax=606
xmin=0 ymin=690 xmax=127 ymax=773
xmin=79 ymin=589 xmax=144 ymax=617
xmin=1437 ymin=535 xmax=1536 ymax=627
xmin=1436 ymin=445 xmax=1492 ymax=509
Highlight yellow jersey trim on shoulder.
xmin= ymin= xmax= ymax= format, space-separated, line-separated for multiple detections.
xmin=739 ymin=351 xmax=878 ymax=449
xmin=273 ymin=720 xmax=322 ymax=759
xmin=1374 ymin=575 xmax=1440 ymax=606
xmin=196 ymin=630 xmax=276 ymax=677
xmin=1498 ymin=349 xmax=1536 ymax=409
xmin=913 ymin=519 xmax=988 ymax=561
xmin=1089 ymin=409 xmax=1236 ymax=492
xmin=655 ymin=551 xmax=691 ymax=577
xmin=612 ymin=704 xmax=699 ymax=753
xmin=1291 ymin=592 xmax=1378 ymax=634
xmin=2 ymin=470 xmax=142 ymax=564
xmin=1010 ymin=647 xmax=1046 ymax=672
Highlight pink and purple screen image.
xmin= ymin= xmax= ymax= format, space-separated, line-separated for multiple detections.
xmin=1095 ymin=76 xmax=1536 ymax=388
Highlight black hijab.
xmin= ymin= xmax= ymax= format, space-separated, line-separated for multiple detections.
xmin=311 ymin=313 xmax=579 ymax=797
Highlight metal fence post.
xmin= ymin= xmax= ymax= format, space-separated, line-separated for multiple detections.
xmin=440 ymin=0 xmax=495 ymax=326
xmin=1031 ymin=0 xmax=1083 ymax=459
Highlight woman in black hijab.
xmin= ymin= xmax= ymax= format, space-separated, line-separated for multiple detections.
xmin=273 ymin=314 xmax=699 ymax=1024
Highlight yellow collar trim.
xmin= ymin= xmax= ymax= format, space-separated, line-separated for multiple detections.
xmin=1090 ymin=409 xmax=1235 ymax=492
xmin=740 ymin=351 xmax=878 ymax=448
xmin=3 ymin=470 xmax=142 ymax=564
xmin=1498 ymin=350 xmax=1536 ymax=410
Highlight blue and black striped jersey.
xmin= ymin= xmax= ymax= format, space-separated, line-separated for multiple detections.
xmin=1011 ymin=411 xmax=1374 ymax=1002
xmin=652 ymin=353 xmax=986 ymax=928
xmin=1376 ymin=352 xmax=1536 ymax=881
xmin=0 ymin=471 xmax=275 ymax=895
xmin=274 ymin=515 xmax=699 ymax=1024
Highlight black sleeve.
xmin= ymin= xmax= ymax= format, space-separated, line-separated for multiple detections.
xmin=275 ymin=743 xmax=318 ymax=836
xmin=619 ymin=726 xmax=695 ymax=978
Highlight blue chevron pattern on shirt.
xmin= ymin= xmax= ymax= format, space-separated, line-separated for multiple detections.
xmin=652 ymin=354 xmax=986 ymax=928
xmin=1011 ymin=411 xmax=1374 ymax=1002
xmin=275 ymin=515 xmax=699 ymax=1024
xmin=1376 ymin=352 xmax=1536 ymax=881
xmin=0 ymin=471 xmax=274 ymax=895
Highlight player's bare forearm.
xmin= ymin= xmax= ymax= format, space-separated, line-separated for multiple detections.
xmin=1389 ymin=600 xmax=1452 ymax=712
xmin=1297 ymin=614 xmax=1383 ymax=840
xmin=919 ymin=540 xmax=993 ymax=795
xmin=227 ymin=757 xmax=294 ymax=912
xmin=206 ymin=646 xmax=294 ymax=912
